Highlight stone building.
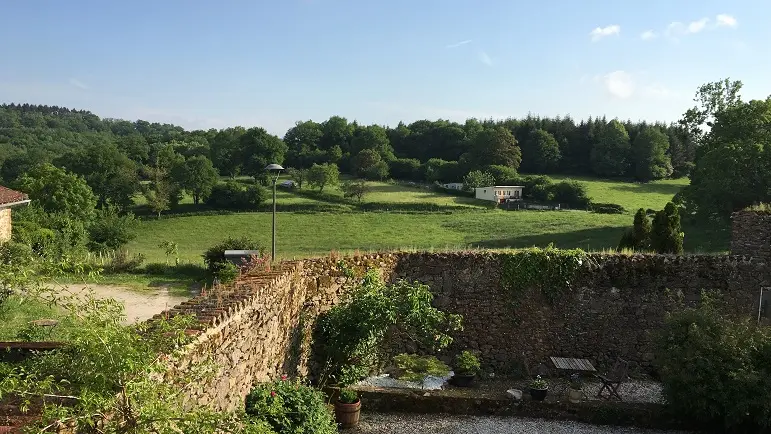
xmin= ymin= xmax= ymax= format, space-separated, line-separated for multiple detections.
xmin=0 ymin=186 xmax=30 ymax=242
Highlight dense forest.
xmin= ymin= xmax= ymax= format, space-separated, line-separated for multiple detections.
xmin=0 ymin=103 xmax=694 ymax=193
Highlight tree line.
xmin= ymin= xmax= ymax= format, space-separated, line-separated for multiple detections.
xmin=0 ymin=103 xmax=694 ymax=207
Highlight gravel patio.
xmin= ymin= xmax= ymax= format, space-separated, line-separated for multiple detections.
xmin=348 ymin=413 xmax=693 ymax=434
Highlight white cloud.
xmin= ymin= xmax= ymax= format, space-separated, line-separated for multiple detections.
xmin=662 ymin=15 xmax=737 ymax=39
xmin=589 ymin=24 xmax=621 ymax=42
xmin=602 ymin=70 xmax=635 ymax=99
xmin=69 ymin=78 xmax=88 ymax=89
xmin=640 ymin=30 xmax=656 ymax=40
xmin=716 ymin=14 xmax=738 ymax=27
xmin=446 ymin=39 xmax=472 ymax=49
xmin=688 ymin=18 xmax=709 ymax=33
xmin=478 ymin=51 xmax=493 ymax=66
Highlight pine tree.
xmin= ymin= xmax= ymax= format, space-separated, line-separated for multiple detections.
xmin=632 ymin=208 xmax=652 ymax=250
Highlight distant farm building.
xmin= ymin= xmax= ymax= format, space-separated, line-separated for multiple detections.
xmin=475 ymin=186 xmax=524 ymax=204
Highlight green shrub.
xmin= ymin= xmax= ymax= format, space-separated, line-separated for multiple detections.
xmin=454 ymin=350 xmax=481 ymax=375
xmin=214 ymin=261 xmax=240 ymax=284
xmin=0 ymin=241 xmax=35 ymax=267
xmin=87 ymin=205 xmax=138 ymax=252
xmin=206 ymin=181 xmax=267 ymax=210
xmin=392 ymin=354 xmax=451 ymax=381
xmin=549 ymin=179 xmax=590 ymax=209
xmin=655 ymin=301 xmax=771 ymax=431
xmin=203 ymin=236 xmax=265 ymax=274
xmin=590 ymin=202 xmax=626 ymax=214
xmin=245 ymin=377 xmax=336 ymax=434
xmin=313 ymin=271 xmax=463 ymax=387
xmin=338 ymin=388 xmax=359 ymax=404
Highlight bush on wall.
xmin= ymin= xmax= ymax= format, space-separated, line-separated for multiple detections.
xmin=655 ymin=298 xmax=771 ymax=431
xmin=312 ymin=270 xmax=463 ymax=387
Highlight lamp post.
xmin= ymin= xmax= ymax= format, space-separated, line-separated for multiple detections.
xmin=265 ymin=164 xmax=284 ymax=261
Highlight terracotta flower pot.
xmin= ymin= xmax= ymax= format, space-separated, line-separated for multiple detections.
xmin=334 ymin=399 xmax=361 ymax=428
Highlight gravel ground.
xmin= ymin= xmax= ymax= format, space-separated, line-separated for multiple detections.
xmin=65 ymin=284 xmax=190 ymax=324
xmin=349 ymin=413 xmax=691 ymax=434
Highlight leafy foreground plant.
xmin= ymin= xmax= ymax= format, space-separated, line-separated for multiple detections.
xmin=245 ymin=376 xmax=337 ymax=434
xmin=0 ymin=259 xmax=274 ymax=433
xmin=655 ymin=298 xmax=771 ymax=432
xmin=313 ymin=270 xmax=463 ymax=387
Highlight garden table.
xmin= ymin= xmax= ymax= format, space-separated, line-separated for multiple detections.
xmin=549 ymin=356 xmax=596 ymax=399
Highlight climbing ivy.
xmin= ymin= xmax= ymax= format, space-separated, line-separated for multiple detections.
xmin=500 ymin=245 xmax=591 ymax=304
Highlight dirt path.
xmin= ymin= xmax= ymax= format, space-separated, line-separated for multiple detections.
xmin=64 ymin=284 xmax=192 ymax=324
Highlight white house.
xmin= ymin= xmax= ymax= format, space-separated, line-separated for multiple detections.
xmin=474 ymin=185 xmax=524 ymax=203
xmin=441 ymin=182 xmax=466 ymax=191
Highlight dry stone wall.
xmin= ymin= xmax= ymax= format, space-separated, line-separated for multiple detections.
xmin=392 ymin=252 xmax=765 ymax=374
xmin=157 ymin=255 xmax=399 ymax=412
xmin=731 ymin=210 xmax=771 ymax=260
xmin=158 ymin=212 xmax=770 ymax=411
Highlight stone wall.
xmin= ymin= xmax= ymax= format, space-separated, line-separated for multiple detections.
xmin=731 ymin=210 xmax=771 ymax=260
xmin=158 ymin=255 xmax=399 ymax=412
xmin=158 ymin=250 xmax=766 ymax=411
xmin=0 ymin=208 xmax=11 ymax=242
xmin=392 ymin=252 xmax=766 ymax=374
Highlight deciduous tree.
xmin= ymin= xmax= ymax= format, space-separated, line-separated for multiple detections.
xmin=308 ymin=163 xmax=340 ymax=192
xmin=173 ymin=155 xmax=219 ymax=205
xmin=590 ymin=120 xmax=631 ymax=177
xmin=633 ymin=127 xmax=673 ymax=182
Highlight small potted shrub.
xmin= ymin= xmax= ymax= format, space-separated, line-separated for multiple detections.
xmin=568 ymin=373 xmax=582 ymax=403
xmin=334 ymin=388 xmax=361 ymax=428
xmin=450 ymin=350 xmax=481 ymax=387
xmin=529 ymin=375 xmax=549 ymax=401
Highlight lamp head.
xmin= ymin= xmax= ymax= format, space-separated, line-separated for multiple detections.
xmin=265 ymin=164 xmax=285 ymax=172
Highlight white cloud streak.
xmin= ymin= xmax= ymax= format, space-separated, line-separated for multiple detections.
xmin=478 ymin=51 xmax=493 ymax=66
xmin=446 ymin=39 xmax=472 ymax=49
xmin=589 ymin=24 xmax=620 ymax=42
xmin=640 ymin=30 xmax=657 ymax=40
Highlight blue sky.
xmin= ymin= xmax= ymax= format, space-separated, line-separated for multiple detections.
xmin=1 ymin=0 xmax=768 ymax=135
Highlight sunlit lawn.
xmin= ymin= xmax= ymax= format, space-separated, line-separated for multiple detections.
xmin=127 ymin=175 xmax=727 ymax=265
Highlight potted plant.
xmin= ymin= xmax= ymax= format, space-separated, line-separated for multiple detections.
xmin=528 ymin=375 xmax=549 ymax=401
xmin=450 ymin=350 xmax=481 ymax=387
xmin=334 ymin=388 xmax=361 ymax=428
xmin=568 ymin=373 xmax=582 ymax=403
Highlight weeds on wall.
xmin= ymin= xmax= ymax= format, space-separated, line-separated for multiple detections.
xmin=500 ymin=245 xmax=591 ymax=305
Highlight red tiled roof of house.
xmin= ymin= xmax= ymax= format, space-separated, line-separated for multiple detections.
xmin=0 ymin=185 xmax=29 ymax=205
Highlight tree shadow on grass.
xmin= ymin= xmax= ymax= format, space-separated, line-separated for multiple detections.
xmin=470 ymin=226 xmax=626 ymax=251
xmin=470 ymin=223 xmax=729 ymax=253
xmin=609 ymin=182 xmax=686 ymax=196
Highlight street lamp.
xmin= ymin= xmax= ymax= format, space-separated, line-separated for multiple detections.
xmin=265 ymin=164 xmax=284 ymax=261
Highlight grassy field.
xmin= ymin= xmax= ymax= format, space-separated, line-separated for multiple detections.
xmin=124 ymin=175 xmax=729 ymax=265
